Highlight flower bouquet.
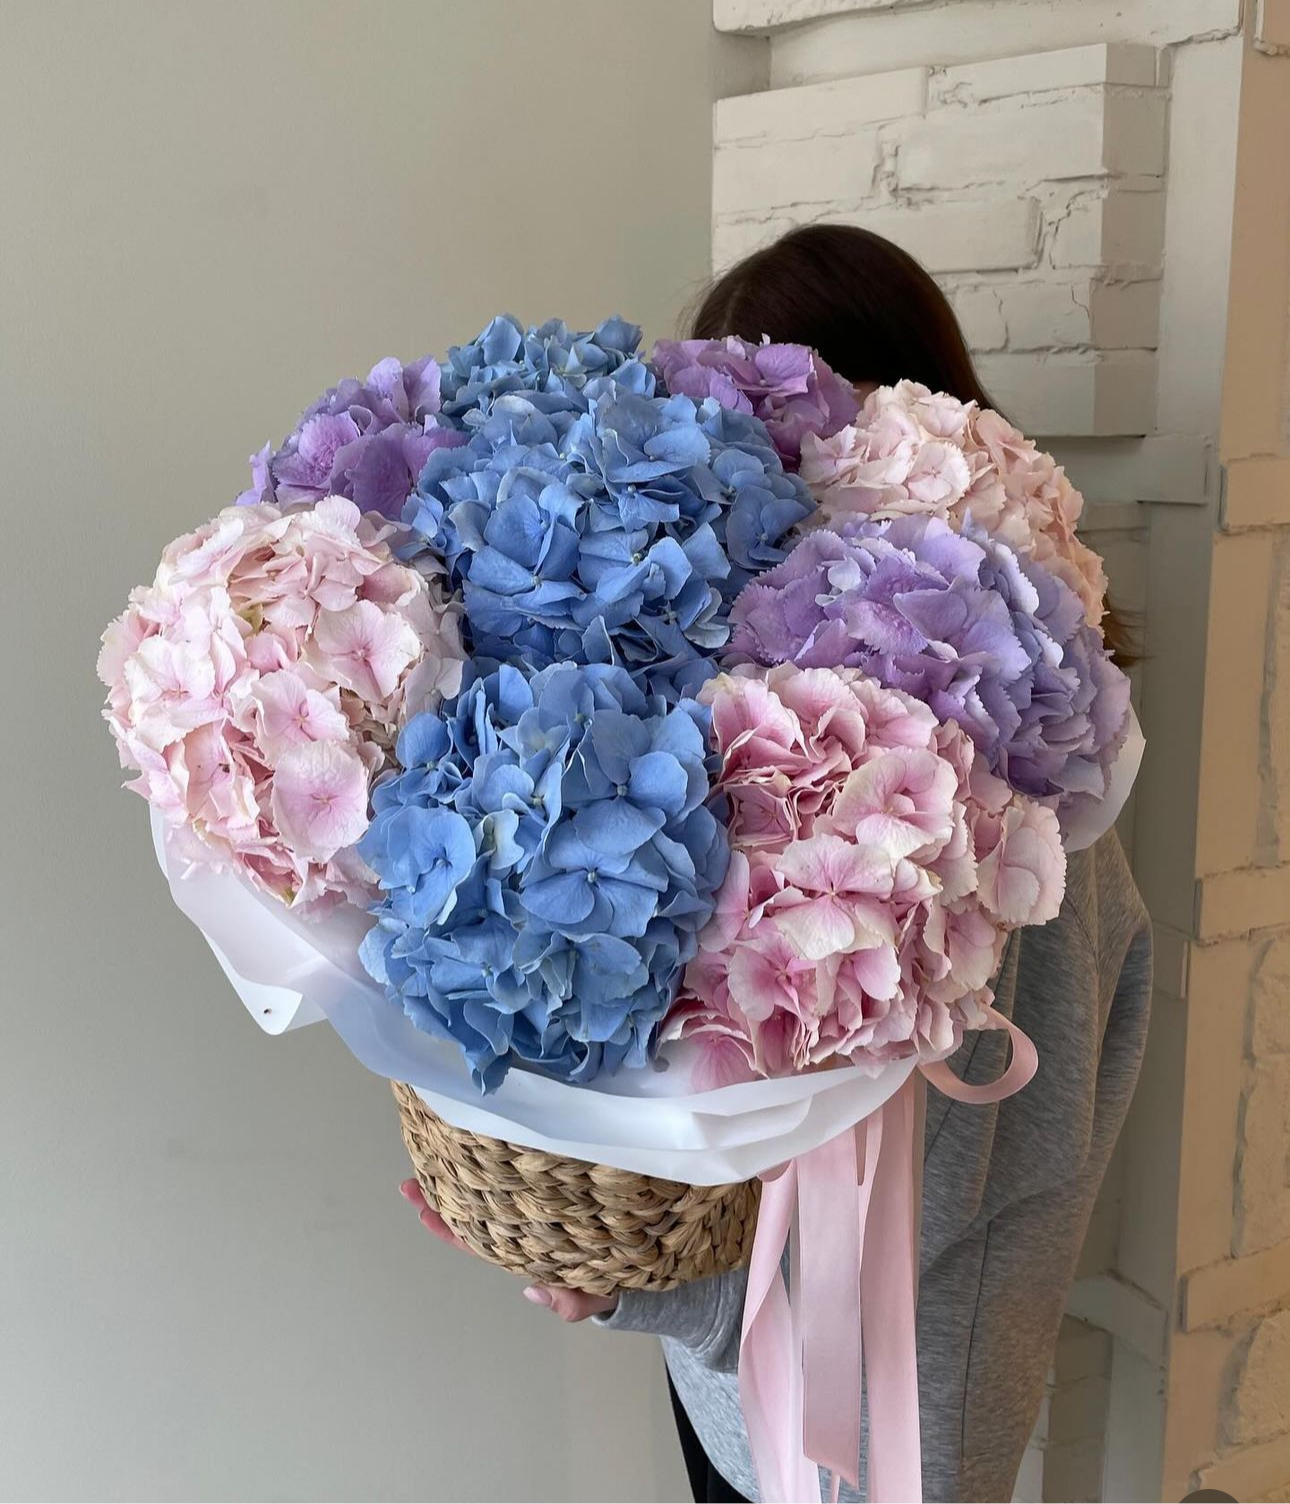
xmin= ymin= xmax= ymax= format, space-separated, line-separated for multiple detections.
xmin=101 ymin=317 xmax=1143 ymax=1502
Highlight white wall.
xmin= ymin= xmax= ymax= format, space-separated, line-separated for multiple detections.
xmin=0 ymin=3 xmax=760 ymax=1498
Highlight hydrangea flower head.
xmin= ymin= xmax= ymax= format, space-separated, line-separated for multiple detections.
xmin=439 ymin=314 xmax=651 ymax=422
xmin=405 ymin=389 xmax=815 ymax=698
xmin=358 ymin=661 xmax=730 ymax=1090
xmin=798 ymin=380 xmax=1108 ymax=629
xmin=98 ymin=497 xmax=466 ymax=908
xmin=662 ymin=663 xmax=1065 ymax=1084
xmin=652 ymin=336 xmax=859 ymax=465
xmin=728 ymin=515 xmax=1131 ymax=830
xmin=237 ymin=355 xmax=468 ymax=520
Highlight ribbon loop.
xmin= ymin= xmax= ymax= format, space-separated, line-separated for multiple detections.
xmin=920 ymin=1007 xmax=1038 ymax=1105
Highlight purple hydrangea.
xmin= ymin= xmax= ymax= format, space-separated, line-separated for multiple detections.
xmin=237 ymin=355 xmax=468 ymax=519
xmin=651 ymin=336 xmax=859 ymax=466
xmin=727 ymin=514 xmax=1131 ymax=826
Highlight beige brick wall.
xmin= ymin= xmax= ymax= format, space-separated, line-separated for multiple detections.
xmin=1177 ymin=9 xmax=1290 ymax=1496
xmin=711 ymin=0 xmax=1290 ymax=1498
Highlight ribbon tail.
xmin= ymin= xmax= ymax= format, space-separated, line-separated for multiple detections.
xmin=910 ymin=1074 xmax=926 ymax=1309
xmin=799 ymin=1124 xmax=863 ymax=1489
xmin=739 ymin=1162 xmax=818 ymax=1503
xmin=861 ymin=1078 xmax=923 ymax=1504
xmin=741 ymin=1076 xmax=938 ymax=1503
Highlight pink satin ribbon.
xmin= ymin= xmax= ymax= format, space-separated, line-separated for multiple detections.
xmin=739 ymin=1008 xmax=1038 ymax=1503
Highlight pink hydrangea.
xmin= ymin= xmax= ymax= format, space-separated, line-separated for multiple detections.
xmin=99 ymin=496 xmax=466 ymax=910
xmin=798 ymin=380 xmax=1108 ymax=629
xmin=663 ymin=664 xmax=1065 ymax=1081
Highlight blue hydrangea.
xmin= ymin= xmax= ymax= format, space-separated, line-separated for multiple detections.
xmin=403 ymin=389 xmax=815 ymax=698
xmin=438 ymin=314 xmax=653 ymax=423
xmin=358 ymin=662 xmax=730 ymax=1091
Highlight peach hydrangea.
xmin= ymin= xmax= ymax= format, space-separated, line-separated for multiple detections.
xmin=798 ymin=380 xmax=1108 ymax=630
xmin=662 ymin=663 xmax=1065 ymax=1084
xmin=98 ymin=496 xmax=466 ymax=909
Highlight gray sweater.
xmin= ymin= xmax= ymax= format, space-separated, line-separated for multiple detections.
xmin=597 ymin=831 xmax=1152 ymax=1502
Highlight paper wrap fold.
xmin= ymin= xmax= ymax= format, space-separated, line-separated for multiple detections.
xmin=152 ymin=811 xmax=916 ymax=1184
xmin=150 ymin=705 xmax=1141 ymax=1182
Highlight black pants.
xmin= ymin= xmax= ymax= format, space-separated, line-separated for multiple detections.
xmin=668 ymin=1376 xmax=749 ymax=1504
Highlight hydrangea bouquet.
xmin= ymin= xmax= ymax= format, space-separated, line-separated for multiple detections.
xmin=103 ymin=314 xmax=1143 ymax=1504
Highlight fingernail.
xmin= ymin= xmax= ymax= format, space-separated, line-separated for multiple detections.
xmin=523 ymin=1286 xmax=552 ymax=1308
xmin=399 ymin=1180 xmax=419 ymax=1200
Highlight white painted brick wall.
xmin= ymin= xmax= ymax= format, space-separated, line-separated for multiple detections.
xmin=896 ymin=91 xmax=1166 ymax=190
xmin=829 ymin=197 xmax=1043 ymax=273
xmin=977 ymin=351 xmax=1157 ymax=435
xmin=1044 ymin=435 xmax=1212 ymax=503
xmin=714 ymin=128 xmax=880 ymax=213
xmin=713 ymin=195 xmax=1043 ymax=276
xmin=1090 ymin=278 xmax=1162 ymax=348
xmin=714 ymin=0 xmax=900 ymax=30
xmin=932 ymin=42 xmax=1159 ymax=104
xmin=715 ymin=65 xmax=927 ymax=140
xmin=1049 ymin=188 xmax=1167 ymax=270
xmin=946 ymin=285 xmax=1007 ymax=350
xmin=949 ymin=275 xmax=1162 ymax=353
xmin=712 ymin=42 xmax=1167 ymax=437
xmin=746 ymin=0 xmax=1242 ymax=81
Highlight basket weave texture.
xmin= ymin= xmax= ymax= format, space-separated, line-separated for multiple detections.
xmin=393 ymin=1081 xmax=761 ymax=1294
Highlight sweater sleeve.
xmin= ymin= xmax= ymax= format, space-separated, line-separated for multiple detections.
xmin=933 ymin=889 xmax=1153 ymax=1501
xmin=592 ymin=1265 xmax=747 ymax=1372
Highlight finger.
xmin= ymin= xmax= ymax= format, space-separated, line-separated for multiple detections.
xmin=400 ymin=1180 xmax=469 ymax=1252
xmin=399 ymin=1179 xmax=428 ymax=1210
xmin=524 ymin=1285 xmax=617 ymax=1322
xmin=418 ymin=1205 xmax=470 ymax=1253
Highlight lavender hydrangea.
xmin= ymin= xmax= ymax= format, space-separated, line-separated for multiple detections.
xmin=235 ymin=316 xmax=649 ymax=522
xmin=728 ymin=514 xmax=1132 ymax=824
xmin=404 ymin=389 xmax=815 ymax=698
xmin=237 ymin=355 xmax=467 ymax=519
xmin=358 ymin=662 xmax=729 ymax=1090
xmin=651 ymin=336 xmax=859 ymax=466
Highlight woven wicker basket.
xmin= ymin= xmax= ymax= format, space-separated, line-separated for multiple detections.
xmin=393 ymin=1081 xmax=761 ymax=1294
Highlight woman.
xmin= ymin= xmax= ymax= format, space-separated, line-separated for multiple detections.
xmin=402 ymin=225 xmax=1153 ymax=1503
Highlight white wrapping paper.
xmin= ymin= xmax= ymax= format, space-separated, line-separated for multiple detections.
xmin=147 ymin=704 xmax=1140 ymax=1185
xmin=152 ymin=812 xmax=914 ymax=1183
xmin=1062 ymin=705 xmax=1146 ymax=854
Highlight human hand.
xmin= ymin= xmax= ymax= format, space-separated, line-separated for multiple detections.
xmin=399 ymin=1179 xmax=619 ymax=1322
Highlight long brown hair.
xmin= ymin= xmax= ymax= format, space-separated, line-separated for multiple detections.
xmin=689 ymin=224 xmax=1136 ymax=666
